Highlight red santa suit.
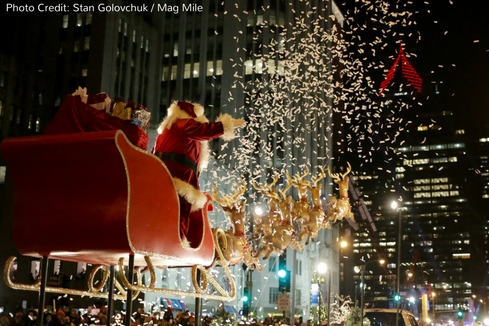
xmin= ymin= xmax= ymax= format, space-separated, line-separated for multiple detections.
xmin=151 ymin=101 xmax=235 ymax=246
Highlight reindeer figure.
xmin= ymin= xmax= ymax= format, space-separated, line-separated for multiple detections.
xmin=303 ymin=167 xmax=326 ymax=245
xmin=252 ymin=174 xmax=281 ymax=238
xmin=213 ymin=179 xmax=262 ymax=272
xmin=325 ymin=162 xmax=354 ymax=226
xmin=290 ymin=168 xmax=311 ymax=223
xmin=254 ymin=176 xmax=302 ymax=260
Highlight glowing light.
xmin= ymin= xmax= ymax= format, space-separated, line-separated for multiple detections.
xmin=317 ymin=263 xmax=327 ymax=274
xmin=391 ymin=201 xmax=398 ymax=209
xmin=255 ymin=206 xmax=263 ymax=215
xmin=278 ymin=269 xmax=286 ymax=278
xmin=340 ymin=241 xmax=348 ymax=248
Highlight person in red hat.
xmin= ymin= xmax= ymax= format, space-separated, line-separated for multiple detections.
xmin=151 ymin=101 xmax=245 ymax=247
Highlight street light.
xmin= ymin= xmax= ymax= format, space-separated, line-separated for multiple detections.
xmin=392 ymin=200 xmax=402 ymax=326
xmin=431 ymin=292 xmax=436 ymax=323
xmin=317 ymin=263 xmax=331 ymax=326
xmin=355 ymin=259 xmax=385 ymax=326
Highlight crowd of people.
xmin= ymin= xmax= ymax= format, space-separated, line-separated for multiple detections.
xmin=0 ymin=306 xmax=318 ymax=326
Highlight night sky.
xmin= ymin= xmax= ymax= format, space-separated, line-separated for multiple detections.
xmin=339 ymin=0 xmax=489 ymax=126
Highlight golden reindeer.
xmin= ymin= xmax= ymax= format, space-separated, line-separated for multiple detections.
xmin=325 ymin=162 xmax=354 ymax=225
xmin=304 ymin=167 xmax=326 ymax=244
xmin=290 ymin=168 xmax=311 ymax=224
xmin=252 ymin=174 xmax=281 ymax=238
xmin=213 ymin=179 xmax=262 ymax=272
xmin=254 ymin=176 xmax=303 ymax=260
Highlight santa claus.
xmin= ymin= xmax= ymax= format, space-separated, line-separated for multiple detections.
xmin=151 ymin=101 xmax=245 ymax=247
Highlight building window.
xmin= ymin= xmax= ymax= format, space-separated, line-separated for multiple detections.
xmin=453 ymin=253 xmax=470 ymax=259
xmin=123 ymin=22 xmax=128 ymax=36
xmin=86 ymin=12 xmax=92 ymax=25
xmin=16 ymin=108 xmax=22 ymax=124
xmin=36 ymin=117 xmax=41 ymax=132
xmin=74 ymin=40 xmax=81 ymax=52
xmin=296 ymin=289 xmax=301 ymax=306
xmin=0 ymin=166 xmax=6 ymax=184
xmin=28 ymin=114 xmax=34 ymax=129
xmin=76 ymin=13 xmax=83 ymax=26
xmin=39 ymin=92 xmax=43 ymax=105
xmin=133 ymin=30 xmax=136 ymax=43
xmin=62 ymin=14 xmax=69 ymax=28
xmin=84 ymin=37 xmax=90 ymax=51
xmin=81 ymin=69 xmax=88 ymax=77
xmin=162 ymin=67 xmax=169 ymax=82
xmin=171 ymin=66 xmax=177 ymax=80
xmin=216 ymin=60 xmax=223 ymax=75
xmin=269 ymin=287 xmax=279 ymax=304
xmin=193 ymin=62 xmax=200 ymax=78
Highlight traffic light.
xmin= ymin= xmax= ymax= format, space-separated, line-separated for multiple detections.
xmin=394 ymin=294 xmax=401 ymax=302
xmin=243 ymin=287 xmax=250 ymax=316
xmin=457 ymin=310 xmax=463 ymax=319
xmin=278 ymin=269 xmax=291 ymax=292
xmin=278 ymin=253 xmax=291 ymax=292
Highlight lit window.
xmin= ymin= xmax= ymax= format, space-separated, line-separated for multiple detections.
xmin=453 ymin=253 xmax=470 ymax=259
xmin=171 ymin=66 xmax=177 ymax=80
xmin=207 ymin=61 xmax=214 ymax=76
xmin=86 ymin=13 xmax=92 ymax=25
xmin=418 ymin=126 xmax=428 ymax=131
xmin=124 ymin=22 xmax=128 ymax=36
xmin=28 ymin=114 xmax=34 ymax=129
xmin=62 ymin=14 xmax=69 ymax=28
xmin=184 ymin=63 xmax=191 ymax=79
xmin=173 ymin=42 xmax=178 ymax=56
xmin=76 ymin=13 xmax=82 ymax=26
xmin=414 ymin=179 xmax=430 ymax=185
xmin=81 ymin=69 xmax=88 ymax=77
xmin=455 ymin=129 xmax=465 ymax=134
xmin=414 ymin=192 xmax=431 ymax=198
xmin=0 ymin=166 xmax=6 ymax=184
xmin=84 ymin=37 xmax=90 ymax=51
xmin=216 ymin=60 xmax=223 ymax=75
xmin=162 ymin=67 xmax=169 ymax=82
xmin=35 ymin=117 xmax=41 ymax=132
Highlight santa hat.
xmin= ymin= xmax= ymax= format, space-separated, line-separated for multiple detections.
xmin=157 ymin=101 xmax=207 ymax=134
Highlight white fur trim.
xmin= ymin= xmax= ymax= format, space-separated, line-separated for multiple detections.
xmin=173 ymin=177 xmax=208 ymax=212
xmin=157 ymin=101 xmax=209 ymax=134
xmin=193 ymin=103 xmax=204 ymax=117
xmin=216 ymin=113 xmax=235 ymax=141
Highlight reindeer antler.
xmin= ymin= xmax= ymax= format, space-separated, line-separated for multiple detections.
xmin=232 ymin=178 xmax=246 ymax=202
xmin=253 ymin=174 xmax=279 ymax=193
xmin=327 ymin=166 xmax=340 ymax=181
xmin=340 ymin=162 xmax=352 ymax=179
xmin=311 ymin=166 xmax=325 ymax=187
xmin=213 ymin=185 xmax=230 ymax=206
xmin=279 ymin=173 xmax=294 ymax=199
xmin=293 ymin=166 xmax=311 ymax=187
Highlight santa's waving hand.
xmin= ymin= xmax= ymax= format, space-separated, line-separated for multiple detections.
xmin=151 ymin=101 xmax=245 ymax=247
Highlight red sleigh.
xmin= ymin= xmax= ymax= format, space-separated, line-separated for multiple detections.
xmin=1 ymin=129 xmax=235 ymax=308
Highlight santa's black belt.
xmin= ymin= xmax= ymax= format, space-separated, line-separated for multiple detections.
xmin=156 ymin=152 xmax=198 ymax=175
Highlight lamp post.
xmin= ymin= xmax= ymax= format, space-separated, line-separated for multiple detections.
xmin=432 ymin=292 xmax=436 ymax=323
xmin=317 ymin=263 xmax=331 ymax=326
xmin=355 ymin=259 xmax=385 ymax=326
xmin=391 ymin=200 xmax=402 ymax=326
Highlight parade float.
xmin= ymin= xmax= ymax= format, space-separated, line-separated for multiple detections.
xmin=1 ymin=88 xmax=354 ymax=325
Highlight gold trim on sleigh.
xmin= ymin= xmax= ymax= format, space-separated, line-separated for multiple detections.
xmin=3 ymin=228 xmax=236 ymax=302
